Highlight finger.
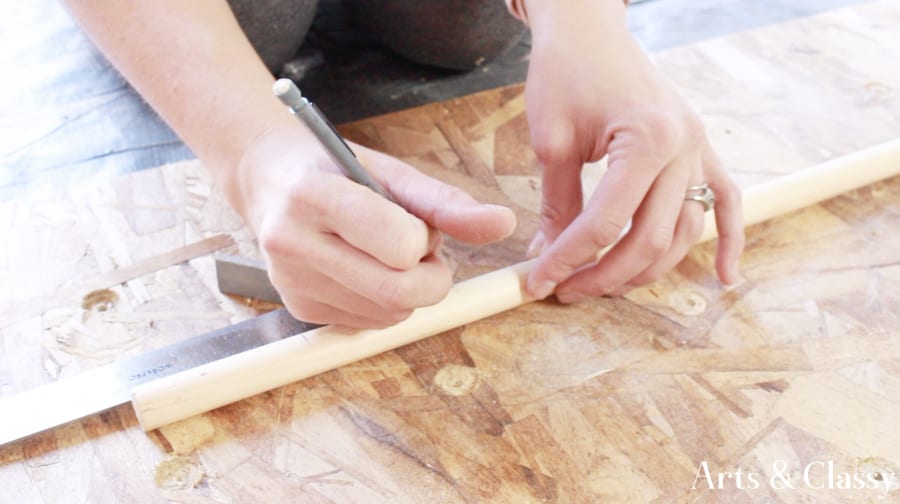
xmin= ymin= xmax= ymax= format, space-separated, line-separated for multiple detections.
xmin=339 ymin=147 xmax=443 ymax=256
xmin=626 ymin=187 xmax=706 ymax=286
xmin=526 ymin=120 xmax=585 ymax=256
xmin=321 ymin=178 xmax=433 ymax=271
xmin=523 ymin=149 xmax=583 ymax=259
xmin=269 ymin=230 xmax=453 ymax=312
xmin=703 ymin=143 xmax=745 ymax=284
xmin=270 ymin=265 xmax=414 ymax=325
xmin=555 ymin=156 xmax=691 ymax=302
xmin=537 ymin=156 xmax=584 ymax=245
xmin=527 ymin=135 xmax=666 ymax=299
xmin=326 ymin=241 xmax=453 ymax=312
xmin=359 ymin=147 xmax=517 ymax=245
xmin=425 ymin=228 xmax=443 ymax=256
xmin=281 ymin=297 xmax=403 ymax=329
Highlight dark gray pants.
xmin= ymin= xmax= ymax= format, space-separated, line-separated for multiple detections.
xmin=228 ymin=0 xmax=526 ymax=72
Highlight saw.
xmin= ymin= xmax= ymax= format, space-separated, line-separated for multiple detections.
xmin=1 ymin=138 xmax=898 ymax=445
xmin=0 ymin=308 xmax=318 ymax=445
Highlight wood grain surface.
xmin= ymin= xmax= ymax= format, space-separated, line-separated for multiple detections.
xmin=2 ymin=1 xmax=900 ymax=502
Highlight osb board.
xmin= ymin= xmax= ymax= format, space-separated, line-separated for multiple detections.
xmin=1 ymin=1 xmax=899 ymax=502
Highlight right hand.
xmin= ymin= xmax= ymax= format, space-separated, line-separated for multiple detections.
xmin=235 ymin=126 xmax=517 ymax=328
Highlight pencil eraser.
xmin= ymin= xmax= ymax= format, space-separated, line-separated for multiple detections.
xmin=273 ymin=79 xmax=304 ymax=109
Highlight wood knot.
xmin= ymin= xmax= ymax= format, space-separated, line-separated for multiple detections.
xmin=81 ymin=289 xmax=119 ymax=312
xmin=433 ymin=364 xmax=479 ymax=396
xmin=668 ymin=289 xmax=708 ymax=316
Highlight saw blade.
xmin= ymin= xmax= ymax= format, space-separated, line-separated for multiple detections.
xmin=0 ymin=308 xmax=319 ymax=446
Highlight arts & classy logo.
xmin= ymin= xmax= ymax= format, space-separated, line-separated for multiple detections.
xmin=691 ymin=460 xmax=896 ymax=499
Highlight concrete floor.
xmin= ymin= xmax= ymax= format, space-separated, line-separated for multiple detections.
xmin=0 ymin=0 xmax=865 ymax=201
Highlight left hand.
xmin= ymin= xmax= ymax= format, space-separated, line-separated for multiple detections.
xmin=522 ymin=0 xmax=745 ymax=303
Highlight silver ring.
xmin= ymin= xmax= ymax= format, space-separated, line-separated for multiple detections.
xmin=684 ymin=182 xmax=715 ymax=212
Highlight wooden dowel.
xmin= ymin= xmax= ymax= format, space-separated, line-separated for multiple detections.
xmin=133 ymin=261 xmax=536 ymax=431
xmin=132 ymin=138 xmax=900 ymax=432
xmin=699 ymin=138 xmax=900 ymax=242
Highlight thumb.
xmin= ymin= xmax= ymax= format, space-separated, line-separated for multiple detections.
xmin=535 ymin=156 xmax=585 ymax=251
xmin=356 ymin=145 xmax=516 ymax=244
xmin=398 ymin=175 xmax=517 ymax=245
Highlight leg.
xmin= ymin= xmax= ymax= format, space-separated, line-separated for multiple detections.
xmin=227 ymin=0 xmax=320 ymax=72
xmin=343 ymin=0 xmax=526 ymax=71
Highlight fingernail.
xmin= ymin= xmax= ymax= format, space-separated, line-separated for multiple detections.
xmin=557 ymin=291 xmax=586 ymax=304
xmin=529 ymin=280 xmax=557 ymax=300
xmin=526 ymin=231 xmax=546 ymax=258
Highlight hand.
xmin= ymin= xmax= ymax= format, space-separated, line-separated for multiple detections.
xmin=235 ymin=126 xmax=517 ymax=328
xmin=522 ymin=0 xmax=744 ymax=303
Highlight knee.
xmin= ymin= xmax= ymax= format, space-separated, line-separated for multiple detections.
xmin=344 ymin=0 xmax=526 ymax=71
xmin=228 ymin=0 xmax=319 ymax=72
